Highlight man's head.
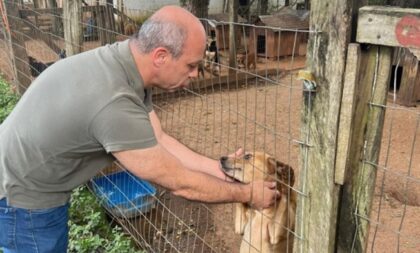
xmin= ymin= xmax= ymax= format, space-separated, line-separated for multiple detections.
xmin=131 ymin=6 xmax=207 ymax=91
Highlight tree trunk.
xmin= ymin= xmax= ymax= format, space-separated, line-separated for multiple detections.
xmin=258 ymin=0 xmax=268 ymax=15
xmin=47 ymin=0 xmax=61 ymax=36
xmin=63 ymin=0 xmax=82 ymax=56
xmin=188 ymin=0 xmax=209 ymax=18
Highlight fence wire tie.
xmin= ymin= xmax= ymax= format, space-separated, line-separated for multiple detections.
xmin=368 ymin=102 xmax=386 ymax=109
xmin=294 ymin=139 xmax=313 ymax=148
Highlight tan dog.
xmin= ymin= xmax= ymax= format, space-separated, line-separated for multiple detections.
xmin=236 ymin=51 xmax=256 ymax=70
xmin=124 ymin=23 xmax=137 ymax=36
xmin=220 ymin=152 xmax=296 ymax=253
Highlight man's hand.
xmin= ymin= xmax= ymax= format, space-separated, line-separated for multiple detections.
xmin=247 ymin=180 xmax=281 ymax=210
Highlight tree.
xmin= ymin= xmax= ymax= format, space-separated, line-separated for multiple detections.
xmin=257 ymin=0 xmax=268 ymax=15
xmin=46 ymin=0 xmax=62 ymax=36
xmin=180 ymin=0 xmax=210 ymax=18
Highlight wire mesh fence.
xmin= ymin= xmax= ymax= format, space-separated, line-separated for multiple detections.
xmin=0 ymin=1 xmax=419 ymax=253
xmin=361 ymin=48 xmax=420 ymax=252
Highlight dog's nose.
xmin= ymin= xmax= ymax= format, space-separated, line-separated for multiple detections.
xmin=220 ymin=156 xmax=228 ymax=162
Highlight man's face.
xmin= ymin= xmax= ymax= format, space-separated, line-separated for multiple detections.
xmin=159 ymin=35 xmax=206 ymax=92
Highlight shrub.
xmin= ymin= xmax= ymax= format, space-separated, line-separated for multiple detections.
xmin=0 ymin=77 xmax=19 ymax=124
xmin=69 ymin=186 xmax=143 ymax=253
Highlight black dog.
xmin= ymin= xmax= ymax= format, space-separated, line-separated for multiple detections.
xmin=28 ymin=50 xmax=66 ymax=77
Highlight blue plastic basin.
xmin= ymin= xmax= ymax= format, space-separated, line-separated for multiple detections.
xmin=91 ymin=170 xmax=157 ymax=218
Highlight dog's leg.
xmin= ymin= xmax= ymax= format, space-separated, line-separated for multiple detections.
xmin=267 ymin=196 xmax=288 ymax=245
xmin=235 ymin=203 xmax=248 ymax=234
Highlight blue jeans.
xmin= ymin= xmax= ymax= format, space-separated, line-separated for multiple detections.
xmin=0 ymin=198 xmax=69 ymax=253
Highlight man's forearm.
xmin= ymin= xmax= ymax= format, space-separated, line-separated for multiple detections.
xmin=159 ymin=132 xmax=226 ymax=180
xmin=171 ymin=169 xmax=251 ymax=204
xmin=114 ymin=146 xmax=248 ymax=203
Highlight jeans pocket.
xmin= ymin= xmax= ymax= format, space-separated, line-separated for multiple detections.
xmin=0 ymin=199 xmax=16 ymax=249
xmin=29 ymin=203 xmax=69 ymax=229
xmin=27 ymin=204 xmax=69 ymax=252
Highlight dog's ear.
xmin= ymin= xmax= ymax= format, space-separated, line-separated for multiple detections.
xmin=276 ymin=161 xmax=295 ymax=187
xmin=267 ymin=157 xmax=277 ymax=175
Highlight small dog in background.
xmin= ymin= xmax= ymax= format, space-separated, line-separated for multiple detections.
xmin=237 ymin=50 xmax=256 ymax=70
xmin=197 ymin=61 xmax=205 ymax=78
xmin=220 ymin=151 xmax=296 ymax=253
xmin=28 ymin=50 xmax=66 ymax=77
xmin=205 ymin=40 xmax=220 ymax=76
xmin=123 ymin=23 xmax=137 ymax=36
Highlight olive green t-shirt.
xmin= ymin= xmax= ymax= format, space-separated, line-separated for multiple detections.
xmin=0 ymin=40 xmax=157 ymax=209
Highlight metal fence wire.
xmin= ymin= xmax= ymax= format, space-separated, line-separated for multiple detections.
xmin=0 ymin=1 xmax=419 ymax=253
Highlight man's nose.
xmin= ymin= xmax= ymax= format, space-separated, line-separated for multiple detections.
xmin=190 ymin=67 xmax=199 ymax=78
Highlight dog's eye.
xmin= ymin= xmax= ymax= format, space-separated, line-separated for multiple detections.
xmin=244 ymin=154 xmax=252 ymax=160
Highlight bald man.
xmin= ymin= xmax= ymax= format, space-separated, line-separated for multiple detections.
xmin=0 ymin=6 xmax=279 ymax=252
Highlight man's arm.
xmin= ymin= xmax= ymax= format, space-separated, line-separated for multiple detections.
xmin=149 ymin=110 xmax=227 ymax=180
xmin=112 ymin=145 xmax=278 ymax=208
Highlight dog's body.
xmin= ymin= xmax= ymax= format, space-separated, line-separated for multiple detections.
xmin=236 ymin=51 xmax=256 ymax=70
xmin=204 ymin=40 xmax=220 ymax=75
xmin=220 ymin=152 xmax=296 ymax=253
xmin=198 ymin=61 xmax=205 ymax=78
xmin=124 ymin=23 xmax=137 ymax=36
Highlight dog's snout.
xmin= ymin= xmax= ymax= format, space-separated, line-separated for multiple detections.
xmin=220 ymin=156 xmax=228 ymax=162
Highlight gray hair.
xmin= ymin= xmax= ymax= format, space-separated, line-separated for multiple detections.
xmin=135 ymin=17 xmax=187 ymax=58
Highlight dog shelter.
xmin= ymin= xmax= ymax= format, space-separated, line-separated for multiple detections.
xmin=253 ymin=7 xmax=309 ymax=58
xmin=1 ymin=1 xmax=420 ymax=253
xmin=206 ymin=13 xmax=247 ymax=49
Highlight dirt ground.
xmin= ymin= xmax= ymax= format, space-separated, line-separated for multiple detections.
xmin=0 ymin=38 xmax=419 ymax=253
xmin=154 ymin=75 xmax=420 ymax=253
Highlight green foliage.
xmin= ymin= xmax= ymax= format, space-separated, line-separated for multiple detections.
xmin=0 ymin=77 xmax=19 ymax=124
xmin=69 ymin=186 xmax=143 ymax=253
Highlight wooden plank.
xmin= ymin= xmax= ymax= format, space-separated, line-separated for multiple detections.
xmin=397 ymin=49 xmax=420 ymax=106
xmin=63 ymin=0 xmax=82 ymax=56
xmin=20 ymin=17 xmax=62 ymax=54
xmin=294 ymin=0 xmax=355 ymax=252
xmin=336 ymin=45 xmax=392 ymax=253
xmin=357 ymin=6 xmax=420 ymax=49
xmin=335 ymin=43 xmax=360 ymax=185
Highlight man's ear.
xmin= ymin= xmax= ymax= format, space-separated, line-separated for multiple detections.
xmin=152 ymin=47 xmax=170 ymax=66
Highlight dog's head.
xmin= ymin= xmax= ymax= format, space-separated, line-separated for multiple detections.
xmin=219 ymin=152 xmax=295 ymax=188
xmin=236 ymin=53 xmax=245 ymax=65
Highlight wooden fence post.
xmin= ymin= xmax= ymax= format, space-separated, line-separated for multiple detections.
xmin=228 ymin=0 xmax=238 ymax=73
xmin=4 ymin=0 xmax=31 ymax=94
xmin=336 ymin=45 xmax=392 ymax=253
xmin=295 ymin=0 xmax=354 ymax=252
xmin=63 ymin=0 xmax=82 ymax=56
xmin=336 ymin=6 xmax=419 ymax=251
xmin=397 ymin=49 xmax=420 ymax=106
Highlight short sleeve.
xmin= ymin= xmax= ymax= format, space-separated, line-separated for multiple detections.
xmin=90 ymin=97 xmax=157 ymax=153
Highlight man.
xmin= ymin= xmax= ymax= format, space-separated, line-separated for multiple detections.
xmin=0 ymin=6 xmax=279 ymax=253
